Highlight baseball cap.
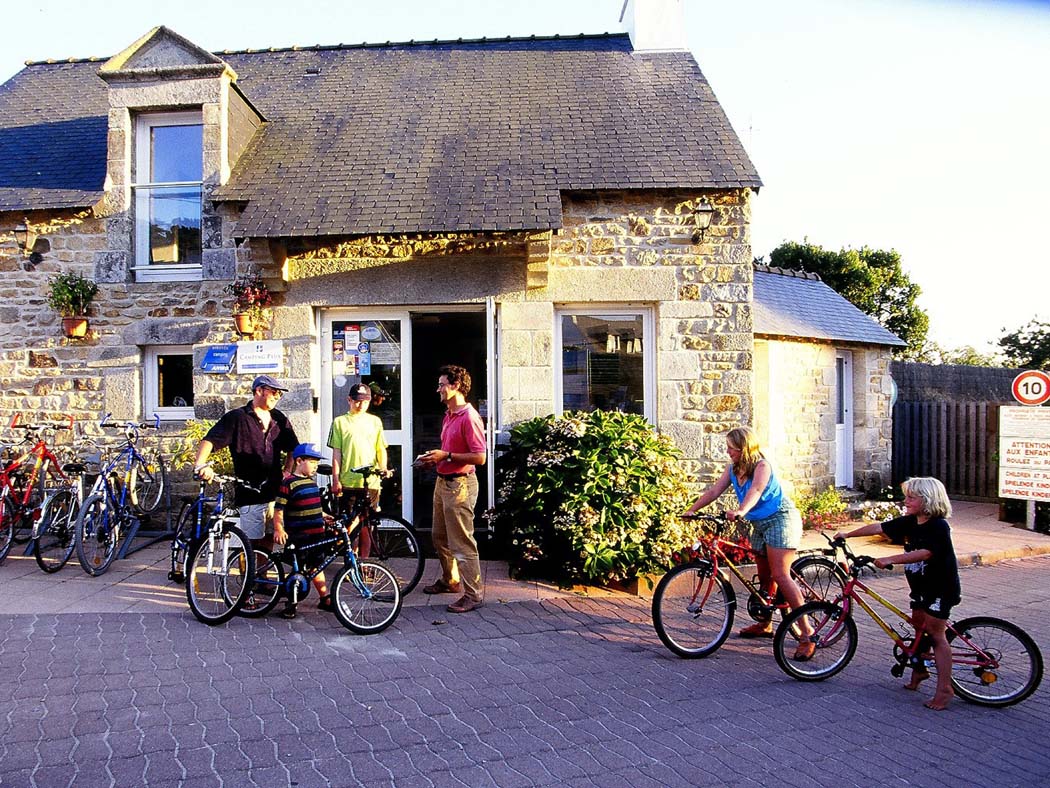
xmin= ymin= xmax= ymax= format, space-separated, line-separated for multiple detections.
xmin=252 ymin=374 xmax=288 ymax=392
xmin=292 ymin=442 xmax=324 ymax=460
xmin=369 ymin=382 xmax=388 ymax=397
xmin=348 ymin=382 xmax=372 ymax=401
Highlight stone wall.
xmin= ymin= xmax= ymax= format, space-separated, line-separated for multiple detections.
xmin=755 ymin=337 xmax=895 ymax=497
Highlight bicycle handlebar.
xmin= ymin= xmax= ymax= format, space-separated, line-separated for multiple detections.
xmin=192 ymin=463 xmax=262 ymax=494
xmin=820 ymin=532 xmax=892 ymax=574
xmin=99 ymin=413 xmax=161 ymax=431
xmin=8 ymin=413 xmax=74 ymax=431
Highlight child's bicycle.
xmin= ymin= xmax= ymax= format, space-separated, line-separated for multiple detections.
xmin=651 ymin=512 xmax=846 ymax=658
xmin=241 ymin=511 xmax=403 ymax=635
xmin=772 ymin=533 xmax=1044 ymax=707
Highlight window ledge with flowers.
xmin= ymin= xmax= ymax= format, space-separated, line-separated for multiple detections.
xmin=225 ymin=270 xmax=273 ymax=337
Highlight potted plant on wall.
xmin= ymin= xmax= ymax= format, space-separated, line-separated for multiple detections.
xmin=46 ymin=271 xmax=99 ymax=338
xmin=224 ymin=269 xmax=273 ymax=336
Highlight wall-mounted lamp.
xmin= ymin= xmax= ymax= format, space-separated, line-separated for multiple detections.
xmin=14 ymin=222 xmax=50 ymax=268
xmin=690 ymin=202 xmax=715 ymax=245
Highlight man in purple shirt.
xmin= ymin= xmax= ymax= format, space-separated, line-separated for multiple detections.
xmin=418 ymin=365 xmax=487 ymax=613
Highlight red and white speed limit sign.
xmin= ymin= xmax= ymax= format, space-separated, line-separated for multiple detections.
xmin=1012 ymin=370 xmax=1050 ymax=406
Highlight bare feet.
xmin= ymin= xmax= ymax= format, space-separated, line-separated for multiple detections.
xmin=924 ymin=689 xmax=954 ymax=710
xmin=904 ymin=668 xmax=930 ymax=691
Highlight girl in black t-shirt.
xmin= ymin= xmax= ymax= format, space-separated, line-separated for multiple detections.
xmin=836 ymin=477 xmax=959 ymax=710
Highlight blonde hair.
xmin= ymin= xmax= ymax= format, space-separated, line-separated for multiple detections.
xmin=902 ymin=477 xmax=952 ymax=519
xmin=727 ymin=426 xmax=764 ymax=479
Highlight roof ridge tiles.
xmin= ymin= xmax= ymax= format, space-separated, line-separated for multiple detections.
xmin=753 ymin=263 xmax=822 ymax=281
xmin=23 ymin=31 xmax=626 ymax=66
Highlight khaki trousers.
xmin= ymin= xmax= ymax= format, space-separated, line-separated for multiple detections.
xmin=431 ymin=474 xmax=483 ymax=601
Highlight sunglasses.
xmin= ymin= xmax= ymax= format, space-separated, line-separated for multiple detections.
xmin=262 ymin=387 xmax=284 ymax=399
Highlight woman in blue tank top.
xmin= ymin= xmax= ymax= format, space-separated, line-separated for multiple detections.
xmin=685 ymin=426 xmax=814 ymax=658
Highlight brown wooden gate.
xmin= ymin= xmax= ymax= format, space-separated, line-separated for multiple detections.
xmin=892 ymin=401 xmax=1000 ymax=500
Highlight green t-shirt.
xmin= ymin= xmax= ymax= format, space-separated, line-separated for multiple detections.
xmin=326 ymin=412 xmax=387 ymax=489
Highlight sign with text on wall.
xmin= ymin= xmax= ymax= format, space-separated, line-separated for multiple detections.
xmin=999 ymin=405 xmax=1050 ymax=502
xmin=236 ymin=340 xmax=284 ymax=375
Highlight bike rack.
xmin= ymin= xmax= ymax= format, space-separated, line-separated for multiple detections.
xmin=118 ymin=471 xmax=174 ymax=559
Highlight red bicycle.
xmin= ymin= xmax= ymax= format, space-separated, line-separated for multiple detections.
xmin=0 ymin=415 xmax=75 ymax=563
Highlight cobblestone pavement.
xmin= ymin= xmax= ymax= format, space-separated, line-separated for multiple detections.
xmin=1 ymin=556 xmax=1048 ymax=788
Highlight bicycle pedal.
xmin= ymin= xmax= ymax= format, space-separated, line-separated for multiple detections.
xmin=890 ymin=664 xmax=905 ymax=678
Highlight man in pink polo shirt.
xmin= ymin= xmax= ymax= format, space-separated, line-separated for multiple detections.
xmin=418 ymin=364 xmax=487 ymax=613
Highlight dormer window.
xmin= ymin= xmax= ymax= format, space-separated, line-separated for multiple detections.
xmin=133 ymin=111 xmax=203 ymax=282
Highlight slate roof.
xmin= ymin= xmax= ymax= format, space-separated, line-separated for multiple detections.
xmin=0 ymin=33 xmax=761 ymax=235
xmin=753 ymin=265 xmax=906 ymax=347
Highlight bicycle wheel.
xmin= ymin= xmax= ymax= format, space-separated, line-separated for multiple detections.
xmin=370 ymin=515 xmax=425 ymax=595
xmin=239 ymin=550 xmax=285 ymax=618
xmin=185 ymin=525 xmax=254 ymax=625
xmin=651 ymin=562 xmax=736 ymax=658
xmin=75 ymin=493 xmax=120 ymax=576
xmin=773 ymin=601 xmax=857 ymax=681
xmin=34 ymin=489 xmax=77 ymax=573
xmin=130 ymin=451 xmax=166 ymax=516
xmin=169 ymin=503 xmax=196 ymax=584
xmin=332 ymin=560 xmax=402 ymax=634
xmin=947 ymin=616 xmax=1043 ymax=707
xmin=791 ymin=555 xmax=847 ymax=603
xmin=0 ymin=488 xmax=13 ymax=562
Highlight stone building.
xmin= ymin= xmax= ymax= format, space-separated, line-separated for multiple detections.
xmin=0 ymin=4 xmax=899 ymax=529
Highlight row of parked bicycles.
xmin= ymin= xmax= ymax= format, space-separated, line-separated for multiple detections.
xmin=0 ymin=413 xmax=166 ymax=575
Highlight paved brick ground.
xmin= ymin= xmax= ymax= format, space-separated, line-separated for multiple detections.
xmin=1 ymin=556 xmax=1048 ymax=787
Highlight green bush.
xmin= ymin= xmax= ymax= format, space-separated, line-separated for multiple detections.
xmin=795 ymin=486 xmax=850 ymax=530
xmin=490 ymin=411 xmax=696 ymax=585
xmin=168 ymin=419 xmax=232 ymax=475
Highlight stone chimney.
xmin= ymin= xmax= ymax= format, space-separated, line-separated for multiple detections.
xmin=619 ymin=0 xmax=688 ymax=52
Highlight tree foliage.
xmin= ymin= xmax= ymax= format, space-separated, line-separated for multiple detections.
xmin=765 ymin=241 xmax=928 ymax=357
xmin=999 ymin=319 xmax=1050 ymax=370
xmin=912 ymin=341 xmax=1003 ymax=367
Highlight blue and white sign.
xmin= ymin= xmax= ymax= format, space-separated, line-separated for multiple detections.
xmin=201 ymin=344 xmax=237 ymax=374
xmin=236 ymin=340 xmax=284 ymax=374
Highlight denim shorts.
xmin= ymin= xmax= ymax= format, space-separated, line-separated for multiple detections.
xmin=749 ymin=504 xmax=803 ymax=552
xmin=237 ymin=502 xmax=273 ymax=540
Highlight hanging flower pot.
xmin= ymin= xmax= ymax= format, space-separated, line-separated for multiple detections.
xmin=233 ymin=312 xmax=255 ymax=336
xmin=61 ymin=316 xmax=89 ymax=339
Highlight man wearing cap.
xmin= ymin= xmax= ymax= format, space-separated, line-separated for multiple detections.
xmin=327 ymin=381 xmax=388 ymax=556
xmin=273 ymin=442 xmax=333 ymax=618
xmin=418 ymin=364 xmax=486 ymax=613
xmin=194 ymin=374 xmax=300 ymax=543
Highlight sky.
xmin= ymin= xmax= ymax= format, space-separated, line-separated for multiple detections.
xmin=4 ymin=0 xmax=1048 ymax=353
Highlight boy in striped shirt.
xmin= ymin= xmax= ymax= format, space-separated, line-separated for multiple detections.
xmin=273 ymin=443 xmax=333 ymax=619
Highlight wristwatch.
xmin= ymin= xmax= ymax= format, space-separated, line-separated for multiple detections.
xmin=446 ymin=451 xmax=453 ymax=462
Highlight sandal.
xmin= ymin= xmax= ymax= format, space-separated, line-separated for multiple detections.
xmin=738 ymin=621 xmax=774 ymax=639
xmin=317 ymin=595 xmax=335 ymax=613
xmin=793 ymin=639 xmax=816 ymax=661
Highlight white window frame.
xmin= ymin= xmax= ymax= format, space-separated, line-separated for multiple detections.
xmin=132 ymin=111 xmax=204 ymax=283
xmin=144 ymin=345 xmax=195 ymax=421
xmin=553 ymin=306 xmax=656 ymax=423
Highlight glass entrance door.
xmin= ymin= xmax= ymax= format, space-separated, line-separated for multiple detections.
xmin=321 ymin=313 xmax=412 ymax=518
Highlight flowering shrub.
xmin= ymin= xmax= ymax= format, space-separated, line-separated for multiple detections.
xmin=490 ymin=411 xmax=696 ymax=585
xmin=858 ymin=499 xmax=906 ymax=523
xmin=796 ymin=486 xmax=850 ymax=530
xmin=224 ymin=269 xmax=273 ymax=319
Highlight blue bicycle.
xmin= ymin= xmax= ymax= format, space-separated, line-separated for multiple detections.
xmin=74 ymin=414 xmax=167 ymax=576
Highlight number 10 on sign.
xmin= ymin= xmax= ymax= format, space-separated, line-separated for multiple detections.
xmin=1012 ymin=370 xmax=1050 ymax=407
